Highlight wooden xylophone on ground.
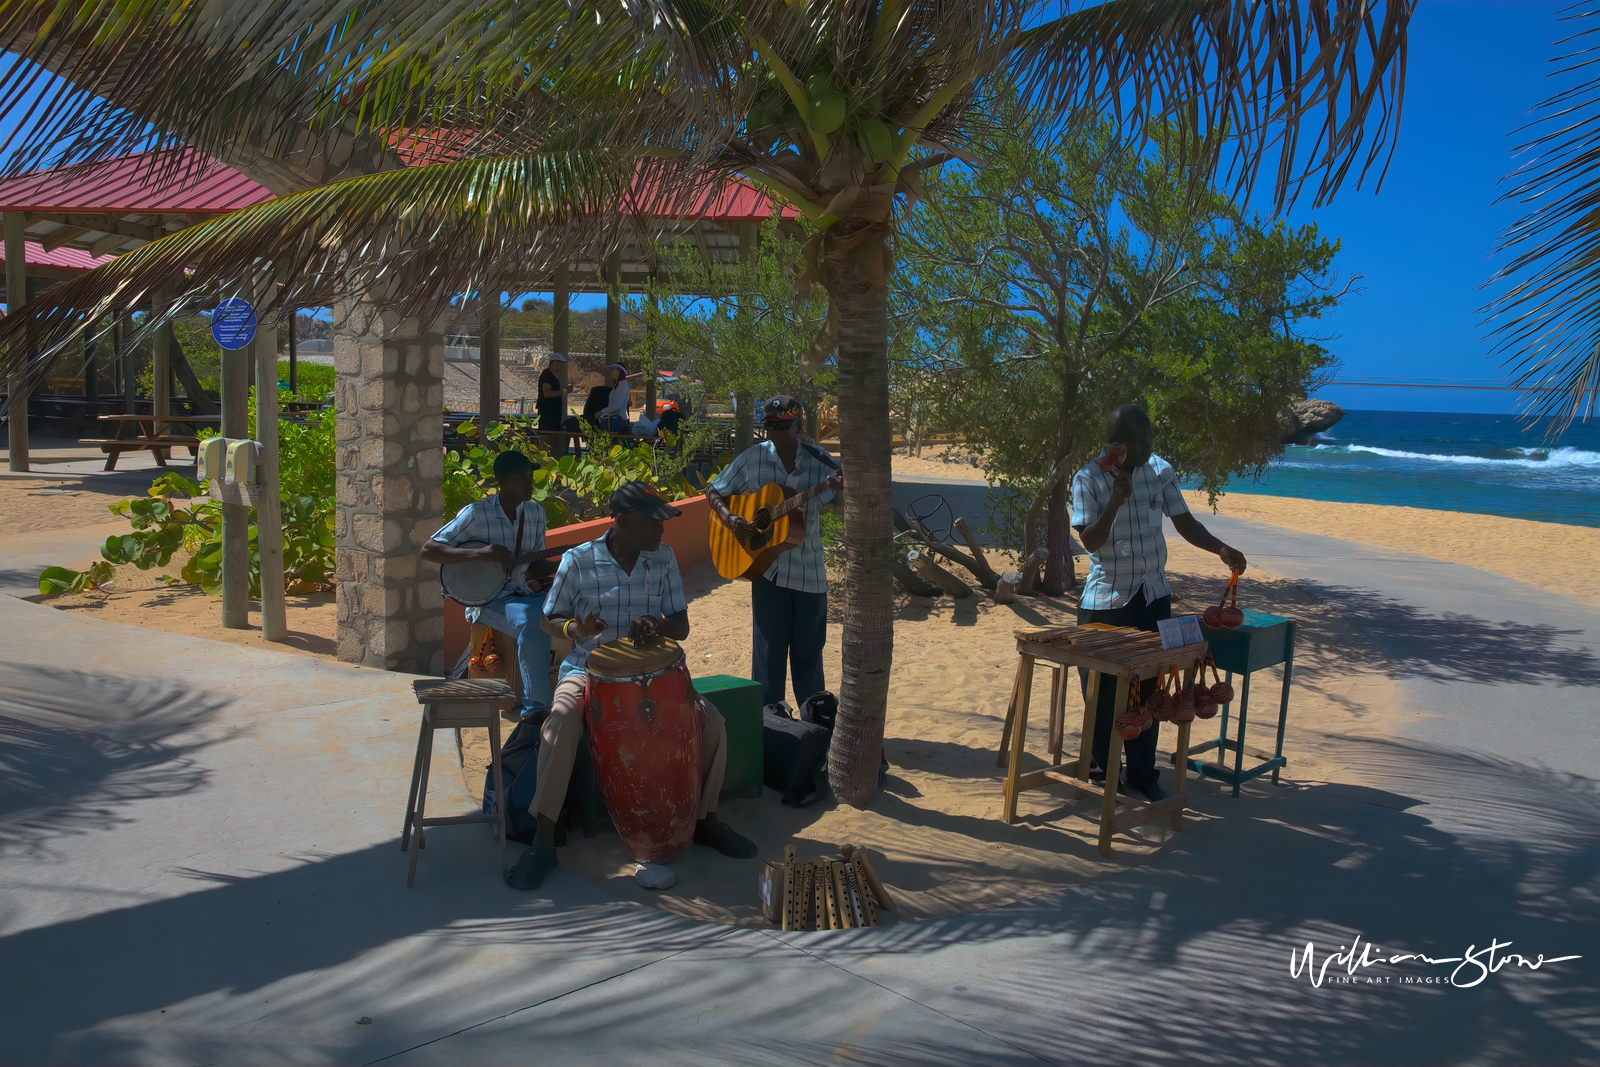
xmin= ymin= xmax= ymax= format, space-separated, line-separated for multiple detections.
xmin=759 ymin=843 xmax=896 ymax=930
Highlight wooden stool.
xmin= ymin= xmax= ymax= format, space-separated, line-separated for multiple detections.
xmin=401 ymin=678 xmax=515 ymax=887
xmin=997 ymin=624 xmax=1209 ymax=856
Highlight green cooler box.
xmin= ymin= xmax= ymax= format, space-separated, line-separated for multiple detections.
xmin=696 ymin=674 xmax=764 ymax=799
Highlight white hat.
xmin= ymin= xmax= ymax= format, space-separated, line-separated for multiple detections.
xmin=547 ymin=351 xmax=568 ymax=362
xmin=608 ymin=362 xmax=628 ymax=373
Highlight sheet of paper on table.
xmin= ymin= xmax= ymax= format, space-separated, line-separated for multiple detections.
xmin=1158 ymin=614 xmax=1205 ymax=650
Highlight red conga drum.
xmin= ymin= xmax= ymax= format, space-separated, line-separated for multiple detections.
xmin=583 ymin=638 xmax=702 ymax=864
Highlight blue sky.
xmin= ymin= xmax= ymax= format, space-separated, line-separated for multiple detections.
xmin=1263 ymin=0 xmax=1568 ymax=414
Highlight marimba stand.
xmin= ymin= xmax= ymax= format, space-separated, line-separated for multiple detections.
xmin=998 ymin=624 xmax=1209 ymax=856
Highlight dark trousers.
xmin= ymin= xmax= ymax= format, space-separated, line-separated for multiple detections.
xmin=1078 ymin=589 xmax=1170 ymax=789
xmin=751 ymin=576 xmax=828 ymax=708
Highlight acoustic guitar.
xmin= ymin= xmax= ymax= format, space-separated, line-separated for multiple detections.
xmin=709 ymin=479 xmax=837 ymax=580
xmin=439 ymin=540 xmax=566 ymax=607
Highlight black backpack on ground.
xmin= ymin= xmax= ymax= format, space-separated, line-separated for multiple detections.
xmin=762 ymin=701 xmax=832 ymax=807
xmin=482 ymin=715 xmax=607 ymax=844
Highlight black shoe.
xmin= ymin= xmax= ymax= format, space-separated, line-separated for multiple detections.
xmin=1129 ymin=777 xmax=1168 ymax=803
xmin=694 ymin=817 xmax=758 ymax=859
xmin=1089 ymin=763 xmax=1107 ymax=783
xmin=506 ymin=817 xmax=558 ymax=890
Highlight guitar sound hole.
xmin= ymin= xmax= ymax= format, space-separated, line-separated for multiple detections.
xmin=751 ymin=509 xmax=772 ymax=531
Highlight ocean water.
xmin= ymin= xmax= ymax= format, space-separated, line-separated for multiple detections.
xmin=1216 ymin=410 xmax=1600 ymax=528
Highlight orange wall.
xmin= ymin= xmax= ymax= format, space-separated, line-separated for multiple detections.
xmin=442 ymin=494 xmax=712 ymax=671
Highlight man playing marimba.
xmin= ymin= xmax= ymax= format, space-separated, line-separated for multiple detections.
xmin=505 ymin=481 xmax=758 ymax=891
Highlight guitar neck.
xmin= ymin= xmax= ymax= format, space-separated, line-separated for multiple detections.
xmin=769 ymin=479 xmax=833 ymax=521
xmin=508 ymin=545 xmax=564 ymax=568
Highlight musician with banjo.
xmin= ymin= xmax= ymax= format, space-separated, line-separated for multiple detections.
xmin=421 ymin=450 xmax=561 ymax=720
xmin=706 ymin=395 xmax=843 ymax=709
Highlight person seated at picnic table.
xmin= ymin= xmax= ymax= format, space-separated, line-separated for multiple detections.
xmin=505 ymin=480 xmax=759 ymax=891
xmin=655 ymin=399 xmax=683 ymax=435
xmin=1072 ymin=403 xmax=1248 ymax=803
xmin=597 ymin=362 xmax=631 ymax=434
xmin=582 ymin=383 xmax=612 ymax=429
xmin=420 ymin=450 xmax=554 ymax=722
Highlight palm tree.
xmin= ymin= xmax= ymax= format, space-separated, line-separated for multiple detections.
xmin=0 ymin=0 xmax=1413 ymax=805
xmin=1488 ymin=6 xmax=1600 ymax=432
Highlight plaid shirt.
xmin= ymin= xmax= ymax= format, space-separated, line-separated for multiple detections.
xmin=709 ymin=441 xmax=836 ymax=594
xmin=430 ymin=495 xmax=547 ymax=596
xmin=1071 ymin=454 xmax=1190 ymax=611
xmin=542 ymin=533 xmax=688 ymax=681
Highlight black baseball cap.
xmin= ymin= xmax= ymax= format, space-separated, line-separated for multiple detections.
xmin=609 ymin=480 xmax=682 ymax=519
xmin=763 ymin=395 xmax=803 ymax=423
xmin=492 ymin=450 xmax=535 ymax=478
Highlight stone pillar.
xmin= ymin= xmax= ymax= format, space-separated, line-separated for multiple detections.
xmin=333 ymin=298 xmax=445 ymax=673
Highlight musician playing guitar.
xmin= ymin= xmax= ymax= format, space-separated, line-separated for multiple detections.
xmin=420 ymin=450 xmax=555 ymax=720
xmin=706 ymin=395 xmax=844 ymax=708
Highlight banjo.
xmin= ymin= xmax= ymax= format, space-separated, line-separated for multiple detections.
xmin=439 ymin=541 xmax=567 ymax=607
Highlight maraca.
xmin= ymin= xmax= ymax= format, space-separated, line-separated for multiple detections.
xmin=1094 ymin=442 xmax=1128 ymax=472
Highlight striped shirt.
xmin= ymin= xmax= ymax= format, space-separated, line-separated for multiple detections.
xmin=430 ymin=495 xmax=547 ymax=596
xmin=542 ymin=533 xmax=688 ymax=681
xmin=709 ymin=441 xmax=836 ymax=594
xmin=1071 ymin=454 xmax=1190 ymax=610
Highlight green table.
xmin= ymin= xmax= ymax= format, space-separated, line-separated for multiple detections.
xmin=1182 ymin=609 xmax=1296 ymax=797
xmin=696 ymin=674 xmax=764 ymax=799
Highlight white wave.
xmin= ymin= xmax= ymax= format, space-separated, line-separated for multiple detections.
xmin=1339 ymin=444 xmax=1600 ymax=469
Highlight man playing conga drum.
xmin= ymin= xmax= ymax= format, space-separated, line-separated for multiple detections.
xmin=505 ymin=481 xmax=758 ymax=890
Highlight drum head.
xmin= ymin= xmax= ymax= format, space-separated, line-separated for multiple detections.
xmin=587 ymin=637 xmax=684 ymax=680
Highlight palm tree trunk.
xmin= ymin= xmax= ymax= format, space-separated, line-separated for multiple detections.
xmin=828 ymin=241 xmax=894 ymax=807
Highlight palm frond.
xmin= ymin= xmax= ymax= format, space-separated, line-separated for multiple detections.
xmin=1005 ymin=0 xmax=1414 ymax=210
xmin=0 ymin=147 xmax=710 ymax=412
xmin=1485 ymin=7 xmax=1600 ymax=432
xmin=0 ymin=1 xmax=739 ymax=188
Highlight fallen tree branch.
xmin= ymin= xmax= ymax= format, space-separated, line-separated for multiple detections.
xmin=907 ymin=549 xmax=974 ymax=599
xmin=993 ymin=570 xmax=1022 ymax=604
xmin=952 ymin=518 xmax=1001 ymax=589
xmin=1018 ymin=548 xmax=1048 ymax=596
xmin=893 ymin=559 xmax=942 ymax=598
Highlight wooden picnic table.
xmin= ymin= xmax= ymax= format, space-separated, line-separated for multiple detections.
xmin=84 ymin=413 xmax=221 ymax=470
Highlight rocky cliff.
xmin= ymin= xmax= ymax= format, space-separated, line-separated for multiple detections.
xmin=1279 ymin=399 xmax=1345 ymax=444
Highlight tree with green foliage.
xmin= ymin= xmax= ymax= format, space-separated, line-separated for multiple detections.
xmin=644 ymin=220 xmax=832 ymax=445
xmin=0 ymin=1 xmax=1412 ymax=805
xmin=898 ymin=108 xmax=1343 ymax=591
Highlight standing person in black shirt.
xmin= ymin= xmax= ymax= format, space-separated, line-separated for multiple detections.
xmin=537 ymin=352 xmax=568 ymax=454
xmin=537 ymin=352 xmax=567 ymax=432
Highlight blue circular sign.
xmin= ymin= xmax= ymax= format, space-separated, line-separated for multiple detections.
xmin=211 ymin=298 xmax=258 ymax=350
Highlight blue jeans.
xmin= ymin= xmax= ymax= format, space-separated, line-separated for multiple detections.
xmin=470 ymin=591 xmax=552 ymax=717
xmin=599 ymin=414 xmax=629 ymax=434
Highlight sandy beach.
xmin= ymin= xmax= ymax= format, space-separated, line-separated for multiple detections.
xmin=21 ymin=458 xmax=1591 ymax=924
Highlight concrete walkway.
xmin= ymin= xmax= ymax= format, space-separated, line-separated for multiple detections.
xmin=3 ymin=484 xmax=1597 ymax=1065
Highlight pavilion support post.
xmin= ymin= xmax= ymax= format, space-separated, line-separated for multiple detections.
xmin=255 ymin=314 xmax=286 ymax=642
xmin=553 ymin=266 xmax=571 ymax=420
xmin=288 ymin=309 xmax=299 ymax=394
xmin=479 ymin=289 xmax=500 ymax=428
xmin=604 ymin=249 xmax=622 ymax=366
xmin=644 ymin=287 xmax=658 ymax=418
xmin=333 ymin=297 xmax=445 ymax=673
xmin=220 ymin=330 xmax=250 ymax=629
xmin=115 ymin=312 xmax=135 ymax=413
xmin=151 ymin=291 xmax=171 ymax=431
xmin=6 ymin=211 xmax=30 ymax=471
xmin=83 ymin=329 xmax=98 ymax=403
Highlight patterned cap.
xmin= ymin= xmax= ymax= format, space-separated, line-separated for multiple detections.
xmin=608 ymin=480 xmax=682 ymax=519
xmin=763 ymin=395 xmax=803 ymax=423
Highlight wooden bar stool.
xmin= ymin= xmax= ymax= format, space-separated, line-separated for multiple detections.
xmin=996 ymin=624 xmax=1209 ymax=856
xmin=401 ymin=678 xmax=515 ymax=887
